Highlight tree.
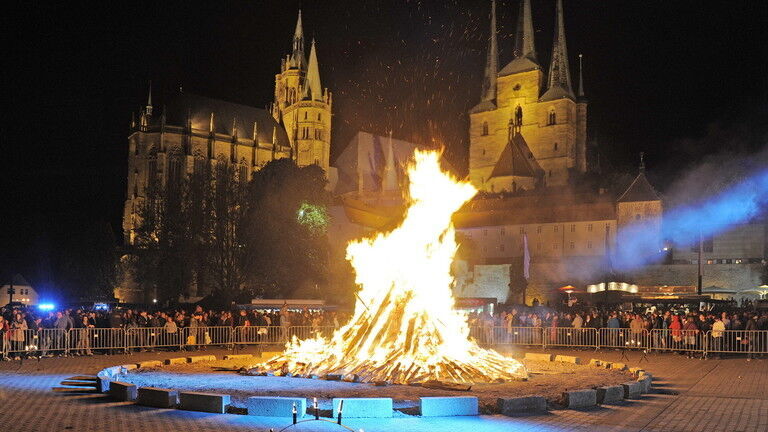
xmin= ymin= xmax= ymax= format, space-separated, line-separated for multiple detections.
xmin=243 ymin=159 xmax=330 ymax=298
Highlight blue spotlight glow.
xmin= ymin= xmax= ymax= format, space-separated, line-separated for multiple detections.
xmin=38 ymin=303 xmax=56 ymax=311
xmin=613 ymin=169 xmax=768 ymax=271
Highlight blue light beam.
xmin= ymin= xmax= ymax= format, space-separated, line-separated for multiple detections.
xmin=613 ymin=169 xmax=768 ymax=271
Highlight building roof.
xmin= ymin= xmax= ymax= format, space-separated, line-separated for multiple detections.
xmin=163 ymin=92 xmax=291 ymax=148
xmin=490 ymin=133 xmax=544 ymax=179
xmin=455 ymin=192 xmax=616 ymax=228
xmin=617 ymin=172 xmax=661 ymax=202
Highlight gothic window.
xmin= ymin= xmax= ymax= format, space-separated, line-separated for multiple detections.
xmin=588 ymin=223 xmax=593 ymax=232
xmin=569 ymin=242 xmax=575 ymax=250
xmin=500 ymin=228 xmax=505 ymax=236
xmin=482 ymin=122 xmax=489 ymax=136
xmin=519 ymin=227 xmax=525 ymax=234
xmin=554 ymin=142 xmax=558 ymax=151
xmin=549 ymin=169 xmax=552 ymax=177
xmin=239 ymin=164 xmax=248 ymax=182
xmin=318 ymin=113 xmax=322 ymax=121
xmin=548 ymin=109 xmax=556 ymax=125
xmin=481 ymin=148 xmax=486 ymax=156
xmin=515 ymin=106 xmax=523 ymax=126
xmin=570 ymin=224 xmax=576 ymax=233
xmin=537 ymin=226 xmax=542 ymax=234
xmin=304 ymin=111 xmax=308 ymax=120
xmin=554 ymin=225 xmax=559 ymax=233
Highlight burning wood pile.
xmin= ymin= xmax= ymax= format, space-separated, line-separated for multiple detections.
xmin=251 ymin=151 xmax=527 ymax=384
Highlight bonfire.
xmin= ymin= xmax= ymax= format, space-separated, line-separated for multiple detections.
xmin=258 ymin=150 xmax=527 ymax=384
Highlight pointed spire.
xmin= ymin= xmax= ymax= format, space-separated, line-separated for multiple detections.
xmin=541 ymin=0 xmax=574 ymax=101
xmin=513 ymin=0 xmax=536 ymax=62
xmin=304 ymin=38 xmax=323 ymax=101
xmin=130 ymin=112 xmax=136 ymax=129
xmin=481 ymin=0 xmax=498 ymax=103
xmin=252 ymin=121 xmax=259 ymax=142
xmin=232 ymin=116 xmax=238 ymax=139
xmin=577 ymin=53 xmax=586 ymax=100
xmin=145 ymin=81 xmax=153 ymax=117
xmin=290 ymin=10 xmax=306 ymax=68
xmin=209 ymin=112 xmax=215 ymax=133
xmin=639 ymin=152 xmax=645 ymax=173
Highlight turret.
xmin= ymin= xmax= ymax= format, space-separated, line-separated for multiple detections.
xmin=290 ymin=10 xmax=306 ymax=69
xmin=576 ymin=53 xmax=588 ymax=172
xmin=304 ymin=39 xmax=323 ymax=101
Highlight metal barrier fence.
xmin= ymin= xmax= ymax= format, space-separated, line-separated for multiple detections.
xmin=1 ymin=326 xmax=767 ymax=359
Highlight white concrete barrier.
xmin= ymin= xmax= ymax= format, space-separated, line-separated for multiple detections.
xmin=246 ymin=396 xmax=306 ymax=417
xmin=137 ymin=360 xmax=163 ymax=369
xmin=164 ymin=357 xmax=187 ymax=365
xmin=554 ymin=355 xmax=581 ymax=364
xmin=332 ymin=398 xmax=392 ymax=418
xmin=419 ymin=396 xmax=478 ymax=417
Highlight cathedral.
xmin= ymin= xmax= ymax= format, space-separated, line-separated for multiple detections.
xmin=469 ymin=0 xmax=587 ymax=192
xmin=121 ymin=10 xmax=332 ymax=244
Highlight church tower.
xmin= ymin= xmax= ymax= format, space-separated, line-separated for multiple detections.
xmin=469 ymin=0 xmax=587 ymax=192
xmin=273 ymin=10 xmax=333 ymax=172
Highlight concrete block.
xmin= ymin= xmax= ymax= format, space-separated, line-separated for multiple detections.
xmin=588 ymin=359 xmax=602 ymax=367
xmin=596 ymin=385 xmax=624 ymax=404
xmin=419 ymin=396 xmax=478 ymax=417
xmin=137 ymin=387 xmax=179 ymax=408
xmin=610 ymin=362 xmax=627 ymax=371
xmin=164 ymin=357 xmax=187 ymax=365
xmin=246 ymin=396 xmax=306 ymax=417
xmin=563 ymin=389 xmax=597 ymax=409
xmin=109 ymin=381 xmax=137 ymax=401
xmin=602 ymin=362 xmax=612 ymax=369
xmin=497 ymin=396 xmax=548 ymax=415
xmin=186 ymin=355 xmax=217 ymax=363
xmin=637 ymin=376 xmax=652 ymax=393
xmin=554 ymin=355 xmax=581 ymax=364
xmin=622 ymin=381 xmax=642 ymax=399
xmin=524 ymin=353 xmax=553 ymax=362
xmin=629 ymin=367 xmax=645 ymax=376
xmin=137 ymin=360 xmax=163 ymax=369
xmin=119 ymin=364 xmax=138 ymax=371
xmin=223 ymin=354 xmax=254 ymax=361
xmin=332 ymin=398 xmax=393 ymax=418
xmin=96 ymin=377 xmax=110 ymax=393
xmin=179 ymin=391 xmax=230 ymax=413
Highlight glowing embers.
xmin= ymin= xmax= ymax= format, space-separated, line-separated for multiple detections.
xmin=259 ymin=150 xmax=527 ymax=384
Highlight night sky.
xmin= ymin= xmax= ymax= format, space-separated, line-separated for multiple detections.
xmin=2 ymin=0 xmax=767 ymax=283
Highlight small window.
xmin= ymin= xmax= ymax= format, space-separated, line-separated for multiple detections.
xmin=483 ymin=229 xmax=488 ymax=236
xmin=548 ymin=110 xmax=556 ymax=125
xmin=318 ymin=113 xmax=322 ymax=121
xmin=588 ymin=241 xmax=593 ymax=249
xmin=725 ymin=259 xmax=732 ymax=264
xmin=554 ymin=226 xmax=559 ymax=233
xmin=569 ymin=242 xmax=575 ymax=250
xmin=570 ymin=224 xmax=576 ymax=232
xmin=735 ymin=259 xmax=743 ymax=264
xmin=482 ymin=122 xmax=489 ymax=136
xmin=500 ymin=244 xmax=506 ymax=252
xmin=588 ymin=224 xmax=593 ymax=232
xmin=554 ymin=142 xmax=558 ymax=151
xmin=549 ymin=170 xmax=552 ymax=177
xmin=706 ymin=259 xmax=714 ymax=265
xmin=537 ymin=226 xmax=542 ymax=234
xmin=304 ymin=112 xmax=308 ymax=120
xmin=519 ymin=227 xmax=525 ymax=234
xmin=482 ymin=148 xmax=486 ymax=156
xmin=553 ymin=243 xmax=559 ymax=250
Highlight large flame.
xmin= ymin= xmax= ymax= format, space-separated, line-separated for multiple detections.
xmin=262 ymin=150 xmax=526 ymax=383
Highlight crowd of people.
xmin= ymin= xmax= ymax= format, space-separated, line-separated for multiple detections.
xmin=0 ymin=305 xmax=346 ymax=360
xmin=468 ymin=306 xmax=768 ymax=359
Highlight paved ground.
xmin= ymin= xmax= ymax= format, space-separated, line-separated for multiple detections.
xmin=0 ymin=346 xmax=765 ymax=431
